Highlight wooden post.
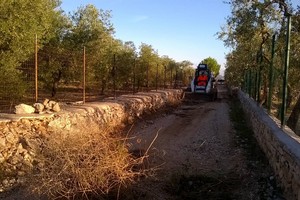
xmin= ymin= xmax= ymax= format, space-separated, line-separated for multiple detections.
xmin=156 ymin=63 xmax=158 ymax=91
xmin=147 ymin=63 xmax=149 ymax=92
xmin=83 ymin=47 xmax=86 ymax=104
xmin=133 ymin=59 xmax=136 ymax=94
xmin=164 ymin=65 xmax=166 ymax=89
xmin=35 ymin=34 xmax=38 ymax=102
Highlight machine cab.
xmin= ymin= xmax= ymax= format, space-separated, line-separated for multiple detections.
xmin=191 ymin=63 xmax=212 ymax=94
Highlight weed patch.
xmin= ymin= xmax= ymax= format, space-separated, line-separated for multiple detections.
xmin=26 ymin=125 xmax=147 ymax=199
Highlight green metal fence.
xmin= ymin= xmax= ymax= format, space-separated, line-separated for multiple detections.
xmin=241 ymin=14 xmax=292 ymax=128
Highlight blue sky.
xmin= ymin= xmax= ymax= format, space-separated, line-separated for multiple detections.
xmin=60 ymin=0 xmax=299 ymax=73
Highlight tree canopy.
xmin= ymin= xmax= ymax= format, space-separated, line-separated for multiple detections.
xmin=218 ymin=0 xmax=300 ymax=131
xmin=0 ymin=0 xmax=61 ymax=67
xmin=0 ymin=0 xmax=62 ymax=100
xmin=0 ymin=2 xmax=198 ymax=105
xmin=200 ymin=57 xmax=221 ymax=76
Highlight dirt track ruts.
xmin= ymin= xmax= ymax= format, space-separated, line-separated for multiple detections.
xmin=125 ymin=91 xmax=284 ymax=200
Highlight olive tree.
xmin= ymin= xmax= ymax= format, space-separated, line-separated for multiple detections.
xmin=0 ymin=0 xmax=61 ymax=103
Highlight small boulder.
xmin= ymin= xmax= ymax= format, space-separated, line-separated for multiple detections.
xmin=52 ymin=102 xmax=61 ymax=112
xmin=15 ymin=104 xmax=35 ymax=114
xmin=33 ymin=103 xmax=45 ymax=113
xmin=48 ymin=100 xmax=56 ymax=108
xmin=43 ymin=99 xmax=49 ymax=106
xmin=43 ymin=99 xmax=50 ymax=109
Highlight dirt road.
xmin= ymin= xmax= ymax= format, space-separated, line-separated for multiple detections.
xmin=124 ymin=92 xmax=284 ymax=200
xmin=1 ymin=88 xmax=284 ymax=200
xmin=129 ymin=96 xmax=235 ymax=175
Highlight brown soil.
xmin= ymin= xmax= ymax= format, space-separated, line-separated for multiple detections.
xmin=119 ymin=92 xmax=284 ymax=200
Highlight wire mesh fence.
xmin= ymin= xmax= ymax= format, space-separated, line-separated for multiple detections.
xmin=0 ymin=59 xmax=35 ymax=112
xmin=0 ymin=44 xmax=187 ymax=113
xmin=241 ymin=65 xmax=295 ymax=128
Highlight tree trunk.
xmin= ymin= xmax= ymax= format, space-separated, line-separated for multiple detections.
xmin=287 ymin=94 xmax=300 ymax=136
xmin=100 ymin=78 xmax=106 ymax=95
xmin=51 ymin=70 xmax=62 ymax=97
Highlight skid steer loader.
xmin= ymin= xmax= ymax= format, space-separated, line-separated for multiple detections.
xmin=190 ymin=63 xmax=217 ymax=101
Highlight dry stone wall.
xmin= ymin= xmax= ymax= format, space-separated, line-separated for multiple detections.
xmin=238 ymin=90 xmax=300 ymax=200
xmin=0 ymin=89 xmax=183 ymax=192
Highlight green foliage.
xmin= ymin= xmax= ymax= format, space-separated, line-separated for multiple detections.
xmin=1 ymin=0 xmax=196 ymax=103
xmin=0 ymin=0 xmax=61 ymax=100
xmin=0 ymin=0 xmax=61 ymax=67
xmin=137 ymin=43 xmax=159 ymax=87
xmin=0 ymin=68 xmax=27 ymax=103
xmin=200 ymin=57 xmax=221 ymax=76
xmin=66 ymin=4 xmax=114 ymax=49
xmin=218 ymin=0 xmax=300 ymax=110
xmin=114 ymin=41 xmax=137 ymax=89
xmin=177 ymin=60 xmax=194 ymax=85
xmin=38 ymin=4 xmax=115 ymax=95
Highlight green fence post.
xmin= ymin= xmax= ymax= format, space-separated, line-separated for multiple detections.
xmin=248 ymin=70 xmax=252 ymax=97
xmin=244 ymin=70 xmax=248 ymax=94
xmin=268 ymin=34 xmax=276 ymax=113
xmin=257 ymin=49 xmax=263 ymax=104
xmin=258 ymin=69 xmax=261 ymax=103
xmin=242 ymin=71 xmax=247 ymax=92
xmin=254 ymin=70 xmax=258 ymax=101
xmin=281 ymin=13 xmax=291 ymax=127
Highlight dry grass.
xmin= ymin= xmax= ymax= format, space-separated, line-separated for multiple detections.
xmin=27 ymin=125 xmax=147 ymax=200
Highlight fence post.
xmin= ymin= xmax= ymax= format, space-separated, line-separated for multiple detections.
xmin=170 ymin=66 xmax=173 ymax=88
xmin=146 ymin=63 xmax=149 ymax=92
xmin=35 ymin=34 xmax=38 ymax=102
xmin=133 ymin=59 xmax=136 ymax=94
xmin=243 ymin=70 xmax=246 ymax=93
xmin=164 ymin=65 xmax=166 ymax=89
xmin=268 ymin=34 xmax=276 ymax=113
xmin=243 ymin=71 xmax=247 ymax=92
xmin=83 ymin=47 xmax=86 ymax=104
xmin=113 ymin=54 xmax=116 ymax=98
xmin=248 ymin=70 xmax=252 ymax=97
xmin=156 ymin=63 xmax=158 ymax=91
xmin=281 ymin=13 xmax=292 ymax=127
xmin=257 ymin=49 xmax=263 ymax=103
xmin=253 ymin=70 xmax=257 ymax=101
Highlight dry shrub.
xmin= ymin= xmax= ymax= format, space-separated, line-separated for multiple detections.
xmin=27 ymin=125 xmax=144 ymax=199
